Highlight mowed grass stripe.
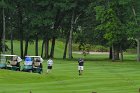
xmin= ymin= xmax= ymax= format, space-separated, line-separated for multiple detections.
xmin=0 ymin=78 xmax=138 ymax=93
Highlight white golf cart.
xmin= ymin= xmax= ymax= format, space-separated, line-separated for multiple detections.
xmin=0 ymin=54 xmax=22 ymax=71
xmin=22 ymin=56 xmax=43 ymax=74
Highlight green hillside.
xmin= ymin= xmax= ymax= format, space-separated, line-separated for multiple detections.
xmin=5 ymin=40 xmax=137 ymax=60
xmin=6 ymin=40 xmax=65 ymax=58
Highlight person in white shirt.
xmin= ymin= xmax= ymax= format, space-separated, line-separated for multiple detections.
xmin=47 ymin=57 xmax=53 ymax=73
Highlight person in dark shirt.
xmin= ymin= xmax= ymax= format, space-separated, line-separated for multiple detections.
xmin=78 ymin=58 xmax=84 ymax=75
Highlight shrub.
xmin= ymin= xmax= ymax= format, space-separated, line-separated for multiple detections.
xmin=93 ymin=45 xmax=108 ymax=52
xmin=73 ymin=44 xmax=108 ymax=52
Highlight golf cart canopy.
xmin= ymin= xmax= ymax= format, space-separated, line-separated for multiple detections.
xmin=25 ymin=56 xmax=44 ymax=62
xmin=1 ymin=54 xmax=18 ymax=57
xmin=25 ymin=56 xmax=42 ymax=58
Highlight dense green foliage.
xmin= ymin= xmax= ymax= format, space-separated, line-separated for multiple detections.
xmin=0 ymin=0 xmax=140 ymax=60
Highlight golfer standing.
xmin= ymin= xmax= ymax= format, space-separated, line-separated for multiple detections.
xmin=78 ymin=58 xmax=84 ymax=75
xmin=47 ymin=57 xmax=53 ymax=73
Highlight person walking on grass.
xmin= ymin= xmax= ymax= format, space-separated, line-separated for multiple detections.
xmin=78 ymin=58 xmax=84 ymax=75
xmin=47 ymin=57 xmax=53 ymax=73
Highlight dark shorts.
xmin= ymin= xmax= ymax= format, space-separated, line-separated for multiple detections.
xmin=48 ymin=66 xmax=52 ymax=69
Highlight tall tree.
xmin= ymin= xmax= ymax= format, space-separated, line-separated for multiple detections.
xmin=94 ymin=0 xmax=130 ymax=61
xmin=126 ymin=0 xmax=140 ymax=61
xmin=131 ymin=0 xmax=140 ymax=62
xmin=1 ymin=0 xmax=6 ymax=54
xmin=16 ymin=1 xmax=24 ymax=58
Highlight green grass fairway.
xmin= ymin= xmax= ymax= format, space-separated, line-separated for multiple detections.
xmin=0 ymin=59 xmax=140 ymax=93
xmin=2 ymin=40 xmax=139 ymax=93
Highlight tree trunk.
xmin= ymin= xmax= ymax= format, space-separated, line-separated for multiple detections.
xmin=35 ymin=34 xmax=38 ymax=56
xmin=68 ymin=11 xmax=74 ymax=59
xmin=50 ymin=37 xmax=56 ymax=58
xmin=24 ymin=36 xmax=29 ymax=56
xmin=11 ymin=30 xmax=13 ymax=55
xmin=41 ymin=39 xmax=45 ymax=57
xmin=68 ymin=11 xmax=81 ymax=59
xmin=114 ymin=50 xmax=120 ymax=60
xmin=112 ymin=45 xmax=115 ymax=61
xmin=63 ymin=31 xmax=70 ymax=59
xmin=112 ymin=44 xmax=120 ymax=61
xmin=2 ymin=5 xmax=5 ymax=54
xmin=17 ymin=3 xmax=23 ymax=58
xmin=19 ymin=34 xmax=23 ymax=58
xmin=109 ymin=47 xmax=112 ymax=59
xmin=136 ymin=39 xmax=140 ymax=62
xmin=0 ymin=28 xmax=2 ymax=53
xmin=68 ymin=29 xmax=73 ymax=59
xmin=45 ymin=37 xmax=49 ymax=58
xmin=131 ymin=3 xmax=140 ymax=62
xmin=0 ymin=32 xmax=2 ymax=53
xmin=120 ymin=45 xmax=123 ymax=61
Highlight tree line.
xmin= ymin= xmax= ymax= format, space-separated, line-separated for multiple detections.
xmin=0 ymin=0 xmax=140 ymax=61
